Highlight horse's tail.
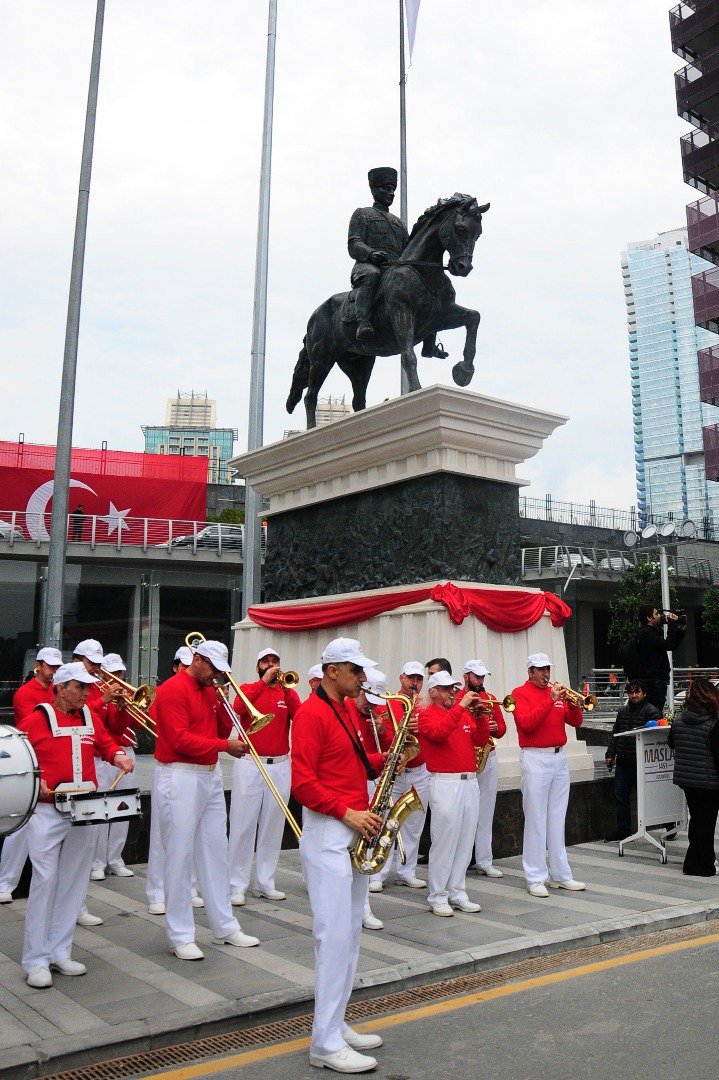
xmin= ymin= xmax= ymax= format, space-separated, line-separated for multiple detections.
xmin=286 ymin=339 xmax=310 ymax=414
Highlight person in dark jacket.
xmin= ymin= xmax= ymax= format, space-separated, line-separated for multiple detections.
xmin=668 ymin=677 xmax=719 ymax=876
xmin=604 ymin=680 xmax=660 ymax=841
xmin=635 ymin=604 xmax=687 ymax=711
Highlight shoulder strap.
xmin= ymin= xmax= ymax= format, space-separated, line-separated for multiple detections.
xmin=316 ymin=684 xmax=375 ymax=781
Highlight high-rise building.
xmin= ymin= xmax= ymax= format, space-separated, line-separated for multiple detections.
xmin=142 ymin=391 xmax=238 ymax=484
xmin=622 ymin=228 xmax=719 ymax=529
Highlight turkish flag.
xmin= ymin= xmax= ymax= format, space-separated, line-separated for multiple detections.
xmin=0 ymin=442 xmax=208 ymax=545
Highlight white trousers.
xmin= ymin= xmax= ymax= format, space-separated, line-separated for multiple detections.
xmin=300 ymin=808 xmax=369 ymax=1056
xmin=0 ymin=820 xmax=29 ymax=893
xmin=92 ymin=750 xmax=135 ymax=871
xmin=372 ymin=763 xmax=430 ymax=884
xmin=520 ymin=748 xmax=573 ymax=884
xmin=228 ymin=755 xmax=290 ymax=894
xmin=474 ymin=752 xmax=499 ymax=869
xmin=155 ymin=763 xmax=239 ymax=947
xmin=22 ymin=803 xmax=96 ymax=973
xmin=427 ymin=773 xmax=479 ymax=907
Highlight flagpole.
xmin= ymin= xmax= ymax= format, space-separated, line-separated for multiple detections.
xmin=242 ymin=0 xmax=277 ymax=616
xmin=399 ymin=0 xmax=410 ymax=396
xmin=44 ymin=0 xmax=105 ymax=648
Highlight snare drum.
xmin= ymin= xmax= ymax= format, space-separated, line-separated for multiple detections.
xmin=0 ymin=724 xmax=40 ymax=837
xmin=54 ymin=788 xmax=142 ymax=825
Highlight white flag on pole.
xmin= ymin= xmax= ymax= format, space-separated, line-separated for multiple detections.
xmin=405 ymin=0 xmax=422 ymax=60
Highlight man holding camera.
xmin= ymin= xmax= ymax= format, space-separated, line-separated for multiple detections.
xmin=635 ymin=605 xmax=687 ymax=712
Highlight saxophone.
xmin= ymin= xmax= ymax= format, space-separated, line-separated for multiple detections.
xmin=350 ymin=692 xmax=424 ymax=875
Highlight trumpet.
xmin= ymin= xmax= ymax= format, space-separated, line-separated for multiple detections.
xmin=555 ymin=684 xmax=597 ymax=711
xmin=185 ymin=632 xmax=302 ymax=842
xmin=97 ymin=669 xmax=157 ymax=741
xmin=278 ymin=670 xmax=299 ymax=689
xmin=469 ymin=693 xmax=516 ymax=715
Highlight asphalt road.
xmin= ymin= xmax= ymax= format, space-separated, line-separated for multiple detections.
xmin=129 ymin=925 xmax=719 ymax=1080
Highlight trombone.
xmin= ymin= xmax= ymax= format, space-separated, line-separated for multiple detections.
xmin=469 ymin=693 xmax=516 ymax=715
xmin=185 ymin=632 xmax=302 ymax=842
xmin=555 ymin=684 xmax=597 ymax=711
xmin=97 ymin=669 xmax=157 ymax=742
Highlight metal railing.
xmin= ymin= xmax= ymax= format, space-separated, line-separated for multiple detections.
xmin=518 ymin=495 xmax=640 ymax=531
xmin=588 ymin=667 xmax=719 ymax=705
xmin=0 ymin=511 xmax=266 ymax=557
xmin=521 ymin=545 xmax=714 ymax=584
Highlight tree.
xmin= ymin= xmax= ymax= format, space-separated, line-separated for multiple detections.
xmin=206 ymin=507 xmax=245 ymax=525
xmin=702 ymin=586 xmax=719 ymax=648
xmin=607 ymin=554 xmax=680 ymax=647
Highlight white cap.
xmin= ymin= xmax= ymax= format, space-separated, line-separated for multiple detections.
xmin=257 ymin=647 xmax=280 ymax=663
xmin=307 ymin=664 xmax=323 ymax=682
xmin=53 ymin=661 xmax=99 ymax=686
xmin=427 ymin=670 xmax=457 ymax=689
xmin=463 ymin=659 xmax=490 ymax=677
xmin=174 ymin=646 xmax=193 ymax=666
xmin=401 ymin=661 xmax=425 ymax=677
xmin=36 ymin=647 xmax=63 ymax=666
xmin=321 ymin=637 xmax=376 ymax=669
xmin=363 ymin=670 xmax=388 ymax=705
xmin=102 ymin=653 xmax=126 ymax=673
xmin=195 ymin=640 xmax=232 ymax=673
xmin=73 ymin=638 xmax=104 ymax=664
xmin=527 ymin=652 xmax=551 ymax=668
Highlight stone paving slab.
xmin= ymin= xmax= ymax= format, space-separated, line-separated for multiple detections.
xmin=1 ymin=832 xmax=718 ymax=1078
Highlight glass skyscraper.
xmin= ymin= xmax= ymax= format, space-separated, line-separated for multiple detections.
xmin=622 ymin=228 xmax=719 ymax=530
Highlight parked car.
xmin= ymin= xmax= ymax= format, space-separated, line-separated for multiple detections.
xmin=0 ymin=520 xmax=24 ymax=541
xmin=167 ymin=524 xmax=243 ymax=551
xmin=550 ymin=552 xmax=596 ymax=573
xmin=597 ymin=555 xmax=634 ymax=572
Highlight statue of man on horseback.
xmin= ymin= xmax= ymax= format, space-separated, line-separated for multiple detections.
xmin=286 ymin=167 xmax=489 ymax=428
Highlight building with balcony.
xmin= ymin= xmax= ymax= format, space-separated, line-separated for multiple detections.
xmin=621 ymin=229 xmax=719 ymax=528
xmin=142 ymin=391 xmax=238 ymax=484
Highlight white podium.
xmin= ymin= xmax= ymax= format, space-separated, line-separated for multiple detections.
xmin=615 ymin=726 xmax=686 ymax=864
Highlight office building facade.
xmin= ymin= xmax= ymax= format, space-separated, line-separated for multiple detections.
xmin=142 ymin=391 xmax=238 ymax=484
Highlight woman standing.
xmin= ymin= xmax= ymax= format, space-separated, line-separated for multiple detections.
xmin=668 ymin=678 xmax=719 ymax=876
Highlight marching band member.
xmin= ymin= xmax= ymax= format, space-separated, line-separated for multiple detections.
xmin=153 ymin=639 xmax=259 ymax=960
xmin=512 ymin=653 xmax=586 ymax=897
xmin=228 ymin=646 xmax=301 ymax=906
xmin=369 ymin=661 xmax=429 ymax=892
xmin=419 ymin=670 xmax=487 ymax=917
xmin=18 ymin=663 xmax=134 ymax=988
xmin=461 ymin=659 xmax=507 ymax=879
xmin=0 ymin=648 xmax=63 ymax=905
xmin=307 ymin=664 xmax=323 ymax=695
xmin=292 ymin=637 xmax=385 ymax=1073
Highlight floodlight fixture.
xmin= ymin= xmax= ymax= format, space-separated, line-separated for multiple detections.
xmin=641 ymin=524 xmax=658 ymax=540
xmin=623 ymin=530 xmax=639 ymax=548
xmin=659 ymin=522 xmax=676 ymax=538
xmin=680 ymin=519 xmax=697 ymax=539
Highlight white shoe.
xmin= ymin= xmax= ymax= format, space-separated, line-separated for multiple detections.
xmin=548 ymin=879 xmax=586 ymax=891
xmin=230 ymin=891 xmax=246 ymax=906
xmin=479 ymin=865 xmax=503 ymax=878
xmin=148 ymin=903 xmax=166 ymax=915
xmin=89 ymin=868 xmax=106 ymax=881
xmin=362 ymin=914 xmax=384 ymax=930
xmin=217 ymin=930 xmax=260 ymax=948
xmin=51 ymin=958 xmax=87 ymax=976
xmin=309 ymin=1046 xmax=378 ymax=1072
xmin=342 ymin=1026 xmax=383 ymax=1050
xmin=527 ymin=882 xmax=549 ymax=898
xmin=109 ymin=865 xmax=134 ymax=878
xmin=395 ymin=876 xmax=426 ymax=888
xmin=431 ymin=903 xmax=454 ymax=917
xmin=252 ymin=888 xmax=286 ymax=901
xmin=191 ymin=895 xmax=205 ymax=909
xmin=0 ymin=891 xmax=12 ymax=904
xmin=173 ymin=942 xmax=204 ymax=960
xmin=368 ymin=881 xmax=383 ymax=893
xmin=76 ymin=911 xmax=103 ymax=926
xmin=26 ymin=966 xmax=52 ymax=989
xmin=451 ymin=899 xmax=481 ymax=913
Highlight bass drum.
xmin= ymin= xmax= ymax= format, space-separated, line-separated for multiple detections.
xmin=0 ymin=725 xmax=40 ymax=837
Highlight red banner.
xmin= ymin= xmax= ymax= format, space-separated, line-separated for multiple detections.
xmin=248 ymin=581 xmax=572 ymax=634
xmin=0 ymin=441 xmax=208 ymax=543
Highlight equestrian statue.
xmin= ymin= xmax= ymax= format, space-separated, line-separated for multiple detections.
xmin=286 ymin=166 xmax=489 ymax=428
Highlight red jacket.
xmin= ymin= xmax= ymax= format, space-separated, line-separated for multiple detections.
xmin=419 ymin=701 xmax=488 ymax=773
xmin=13 ymin=678 xmax=54 ymax=723
xmin=291 ymin=691 xmax=384 ymax=820
xmin=154 ymin=667 xmax=233 ymax=765
xmin=19 ymin=704 xmax=123 ymax=801
xmin=232 ymin=679 xmax=301 ymax=756
xmin=511 ymin=680 xmax=582 ymax=748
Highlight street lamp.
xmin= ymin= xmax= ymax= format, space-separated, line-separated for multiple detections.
xmin=623 ymin=519 xmax=696 ymax=710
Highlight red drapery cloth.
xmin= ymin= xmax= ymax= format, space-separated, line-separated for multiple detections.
xmin=247 ymin=581 xmax=571 ymax=634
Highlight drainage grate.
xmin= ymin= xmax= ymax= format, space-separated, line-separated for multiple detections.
xmin=42 ymin=920 xmax=719 ymax=1080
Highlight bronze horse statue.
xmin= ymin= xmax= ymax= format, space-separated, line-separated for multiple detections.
xmin=286 ymin=194 xmax=489 ymax=428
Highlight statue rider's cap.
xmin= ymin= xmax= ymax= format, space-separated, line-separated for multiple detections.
xmin=368 ymin=166 xmax=398 ymax=188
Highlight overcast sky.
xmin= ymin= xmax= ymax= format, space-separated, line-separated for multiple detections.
xmin=0 ymin=1 xmax=693 ymax=511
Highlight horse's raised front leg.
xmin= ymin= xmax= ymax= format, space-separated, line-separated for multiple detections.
xmin=436 ymin=303 xmax=480 ymax=387
xmin=388 ymin=305 xmax=421 ymax=393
